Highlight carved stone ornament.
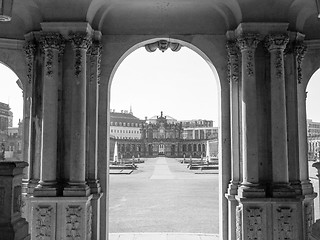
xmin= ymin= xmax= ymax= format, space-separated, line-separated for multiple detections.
xmin=145 ymin=40 xmax=182 ymax=52
xmin=247 ymin=207 xmax=263 ymax=240
xmin=276 ymin=207 xmax=293 ymax=240
xmin=226 ymin=40 xmax=240 ymax=82
xmin=294 ymin=42 xmax=307 ymax=84
xmin=237 ymin=34 xmax=260 ymax=52
xmin=66 ymin=206 xmax=82 ymax=240
xmin=265 ymin=34 xmax=289 ymax=79
xmin=40 ymin=33 xmax=65 ymax=76
xmin=305 ymin=203 xmax=314 ymax=239
xmin=70 ymin=32 xmax=92 ymax=77
xmin=90 ymin=40 xmax=102 ymax=84
xmin=236 ymin=205 xmax=242 ymax=240
xmin=35 ymin=206 xmax=53 ymax=240
xmin=265 ymin=34 xmax=289 ymax=51
xmin=24 ymin=40 xmax=36 ymax=83
xmin=237 ymin=34 xmax=259 ymax=77
xmin=87 ymin=205 xmax=92 ymax=239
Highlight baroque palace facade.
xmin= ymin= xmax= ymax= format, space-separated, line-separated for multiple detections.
xmin=2 ymin=0 xmax=320 ymax=239
xmin=110 ymin=110 xmax=218 ymax=158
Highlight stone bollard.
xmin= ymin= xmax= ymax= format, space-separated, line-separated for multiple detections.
xmin=0 ymin=161 xmax=30 ymax=240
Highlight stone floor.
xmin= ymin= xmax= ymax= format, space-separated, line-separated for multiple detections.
xmin=109 ymin=157 xmax=219 ymax=233
xmin=109 ymin=233 xmax=219 ymax=240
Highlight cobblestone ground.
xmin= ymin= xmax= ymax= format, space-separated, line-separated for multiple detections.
xmin=109 ymin=157 xmax=219 ymax=234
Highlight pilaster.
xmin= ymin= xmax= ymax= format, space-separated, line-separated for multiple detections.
xmin=236 ymin=33 xmax=265 ymax=197
xmin=63 ymin=31 xmax=92 ymax=197
xmin=226 ymin=37 xmax=241 ymax=240
xmin=34 ymin=32 xmax=65 ymax=197
xmin=265 ymin=33 xmax=294 ymax=196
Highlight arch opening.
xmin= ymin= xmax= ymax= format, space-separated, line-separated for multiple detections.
xmin=107 ymin=38 xmax=222 ymax=238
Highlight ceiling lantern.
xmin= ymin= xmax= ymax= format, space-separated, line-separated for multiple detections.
xmin=0 ymin=0 xmax=13 ymax=22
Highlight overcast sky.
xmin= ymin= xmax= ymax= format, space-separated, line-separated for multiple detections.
xmin=2 ymin=45 xmax=320 ymax=127
xmin=111 ymin=47 xmax=219 ymax=124
xmin=307 ymin=69 xmax=320 ymax=122
xmin=0 ymin=64 xmax=23 ymax=127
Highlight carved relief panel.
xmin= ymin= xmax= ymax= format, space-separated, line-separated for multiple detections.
xmin=246 ymin=207 xmax=263 ymax=240
xmin=66 ymin=206 xmax=82 ymax=240
xmin=34 ymin=206 xmax=54 ymax=240
xmin=276 ymin=207 xmax=294 ymax=240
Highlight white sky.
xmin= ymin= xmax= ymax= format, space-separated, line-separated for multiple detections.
xmin=307 ymin=69 xmax=320 ymax=122
xmin=0 ymin=64 xmax=23 ymax=127
xmin=111 ymin=47 xmax=219 ymax=125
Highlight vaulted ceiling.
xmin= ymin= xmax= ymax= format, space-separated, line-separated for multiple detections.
xmin=0 ymin=0 xmax=319 ymax=39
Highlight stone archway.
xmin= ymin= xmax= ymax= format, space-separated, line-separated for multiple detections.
xmin=103 ymin=36 xmax=231 ymax=239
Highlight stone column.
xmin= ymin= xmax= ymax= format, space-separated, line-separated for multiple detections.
xmin=295 ymin=42 xmax=314 ymax=195
xmin=0 ymin=161 xmax=30 ymax=240
xmin=21 ymin=40 xmax=36 ymax=223
xmin=34 ymin=33 xmax=64 ymax=197
xmin=226 ymin=39 xmax=241 ymax=240
xmin=64 ymin=32 xmax=92 ymax=196
xmin=23 ymin=40 xmax=36 ymax=181
xmin=237 ymin=34 xmax=264 ymax=197
xmin=265 ymin=34 xmax=293 ymax=195
xmin=87 ymin=38 xmax=103 ymax=240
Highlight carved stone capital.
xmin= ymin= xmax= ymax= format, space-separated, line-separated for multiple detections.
xmin=294 ymin=42 xmax=307 ymax=84
xmin=226 ymin=40 xmax=240 ymax=82
xmin=265 ymin=34 xmax=289 ymax=51
xmin=70 ymin=32 xmax=92 ymax=50
xmin=24 ymin=40 xmax=36 ymax=83
xmin=40 ymin=32 xmax=65 ymax=50
xmin=237 ymin=34 xmax=260 ymax=51
xmin=91 ymin=40 xmax=102 ymax=56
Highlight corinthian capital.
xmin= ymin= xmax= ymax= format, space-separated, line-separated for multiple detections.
xmin=91 ymin=40 xmax=102 ymax=56
xmin=24 ymin=40 xmax=36 ymax=83
xmin=294 ymin=41 xmax=307 ymax=84
xmin=40 ymin=32 xmax=64 ymax=50
xmin=70 ymin=32 xmax=92 ymax=50
xmin=226 ymin=40 xmax=239 ymax=57
xmin=265 ymin=34 xmax=289 ymax=51
xmin=237 ymin=33 xmax=260 ymax=51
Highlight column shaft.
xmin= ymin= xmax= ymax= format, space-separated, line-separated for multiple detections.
xmin=35 ymin=33 xmax=64 ymax=196
xmin=64 ymin=32 xmax=92 ymax=196
xmin=265 ymin=34 xmax=289 ymax=184
xmin=237 ymin=34 xmax=260 ymax=186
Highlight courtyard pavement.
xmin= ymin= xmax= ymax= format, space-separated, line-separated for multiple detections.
xmin=109 ymin=157 xmax=219 ymax=235
xmin=109 ymin=157 xmax=320 ymax=239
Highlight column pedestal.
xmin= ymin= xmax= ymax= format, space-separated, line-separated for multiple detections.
xmin=0 ymin=161 xmax=30 ymax=240
xmin=30 ymin=195 xmax=93 ymax=240
xmin=236 ymin=197 xmax=305 ymax=240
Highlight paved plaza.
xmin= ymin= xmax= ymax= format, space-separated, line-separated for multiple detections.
xmin=109 ymin=157 xmax=320 ymax=239
xmin=109 ymin=157 xmax=219 ymax=235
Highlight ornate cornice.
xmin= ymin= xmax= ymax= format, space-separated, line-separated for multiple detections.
xmin=23 ymin=40 xmax=36 ymax=83
xmin=294 ymin=42 xmax=307 ymax=84
xmin=265 ymin=34 xmax=289 ymax=51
